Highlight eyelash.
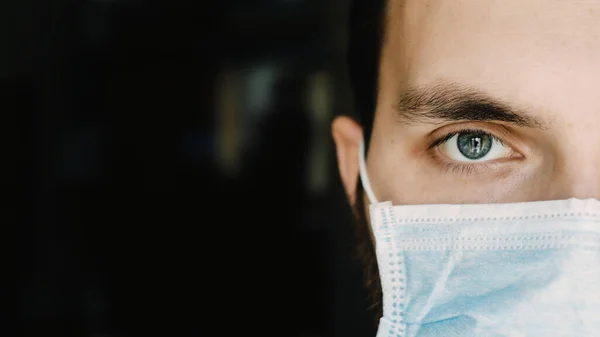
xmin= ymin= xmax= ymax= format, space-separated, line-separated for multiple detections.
xmin=428 ymin=129 xmax=506 ymax=175
xmin=428 ymin=129 xmax=504 ymax=150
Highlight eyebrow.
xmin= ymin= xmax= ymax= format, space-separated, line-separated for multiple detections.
xmin=393 ymin=82 xmax=543 ymax=128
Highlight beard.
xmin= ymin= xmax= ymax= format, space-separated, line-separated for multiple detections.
xmin=353 ymin=180 xmax=383 ymax=321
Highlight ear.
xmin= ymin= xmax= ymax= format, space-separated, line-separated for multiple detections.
xmin=332 ymin=116 xmax=363 ymax=205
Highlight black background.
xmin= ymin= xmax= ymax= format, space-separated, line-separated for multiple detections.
xmin=12 ymin=1 xmax=377 ymax=336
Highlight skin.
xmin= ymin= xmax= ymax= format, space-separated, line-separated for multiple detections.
xmin=334 ymin=2 xmax=600 ymax=316
xmin=334 ymin=0 xmax=600 ymax=213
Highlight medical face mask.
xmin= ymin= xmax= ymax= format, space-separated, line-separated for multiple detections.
xmin=358 ymin=140 xmax=600 ymax=337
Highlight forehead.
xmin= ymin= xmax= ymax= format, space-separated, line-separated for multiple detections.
xmin=381 ymin=0 xmax=600 ymax=113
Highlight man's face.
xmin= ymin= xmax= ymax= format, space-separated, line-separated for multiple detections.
xmin=334 ymin=0 xmax=600 ymax=209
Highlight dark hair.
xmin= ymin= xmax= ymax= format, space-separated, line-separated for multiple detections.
xmin=347 ymin=0 xmax=389 ymax=320
xmin=347 ymin=0 xmax=388 ymax=144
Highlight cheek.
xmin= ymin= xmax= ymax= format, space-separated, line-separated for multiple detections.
xmin=384 ymin=162 xmax=544 ymax=205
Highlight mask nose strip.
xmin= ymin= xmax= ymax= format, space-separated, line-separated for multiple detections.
xmin=359 ymin=139 xmax=379 ymax=205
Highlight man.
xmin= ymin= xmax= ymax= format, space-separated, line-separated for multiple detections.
xmin=333 ymin=0 xmax=600 ymax=335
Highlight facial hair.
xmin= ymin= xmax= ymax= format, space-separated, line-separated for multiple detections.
xmin=353 ymin=180 xmax=383 ymax=321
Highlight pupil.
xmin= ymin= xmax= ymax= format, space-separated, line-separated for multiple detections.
xmin=457 ymin=132 xmax=492 ymax=159
xmin=471 ymin=138 xmax=482 ymax=153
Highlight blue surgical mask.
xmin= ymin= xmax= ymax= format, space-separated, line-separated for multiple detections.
xmin=359 ymin=140 xmax=600 ymax=337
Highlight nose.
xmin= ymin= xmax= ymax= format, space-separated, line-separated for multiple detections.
xmin=546 ymin=152 xmax=600 ymax=201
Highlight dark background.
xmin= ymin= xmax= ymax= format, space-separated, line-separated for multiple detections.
xmin=12 ymin=0 xmax=376 ymax=336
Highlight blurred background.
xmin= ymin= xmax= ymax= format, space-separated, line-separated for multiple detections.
xmin=12 ymin=0 xmax=376 ymax=336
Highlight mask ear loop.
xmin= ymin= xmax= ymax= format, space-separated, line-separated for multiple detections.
xmin=359 ymin=139 xmax=379 ymax=204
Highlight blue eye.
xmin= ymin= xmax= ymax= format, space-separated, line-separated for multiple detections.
xmin=438 ymin=130 xmax=513 ymax=163
xmin=457 ymin=131 xmax=493 ymax=159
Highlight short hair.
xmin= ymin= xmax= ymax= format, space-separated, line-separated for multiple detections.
xmin=345 ymin=0 xmax=390 ymax=320
xmin=347 ymin=0 xmax=388 ymax=144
